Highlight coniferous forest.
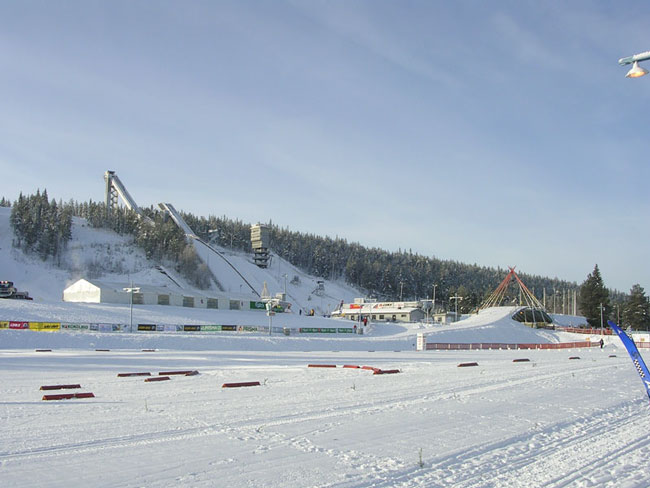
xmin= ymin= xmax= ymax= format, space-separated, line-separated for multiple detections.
xmin=8 ymin=190 xmax=642 ymax=324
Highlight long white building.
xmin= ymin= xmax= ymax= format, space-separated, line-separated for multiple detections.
xmin=63 ymin=278 xmax=265 ymax=311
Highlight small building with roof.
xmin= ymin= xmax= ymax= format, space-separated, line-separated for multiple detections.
xmin=331 ymin=298 xmax=426 ymax=323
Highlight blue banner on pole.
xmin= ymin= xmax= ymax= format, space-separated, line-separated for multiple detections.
xmin=608 ymin=320 xmax=650 ymax=402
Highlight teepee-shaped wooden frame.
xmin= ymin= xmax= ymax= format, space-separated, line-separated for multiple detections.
xmin=479 ymin=267 xmax=545 ymax=311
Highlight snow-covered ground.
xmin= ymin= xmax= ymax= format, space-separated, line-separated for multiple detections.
xmin=1 ymin=332 xmax=649 ymax=488
xmin=3 ymin=207 xmax=649 ymax=487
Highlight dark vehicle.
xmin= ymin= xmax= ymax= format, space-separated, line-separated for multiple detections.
xmin=0 ymin=281 xmax=33 ymax=300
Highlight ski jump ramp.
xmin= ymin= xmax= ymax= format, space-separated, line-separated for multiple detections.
xmin=158 ymin=203 xmax=260 ymax=298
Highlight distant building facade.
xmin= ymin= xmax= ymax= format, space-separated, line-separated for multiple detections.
xmin=331 ymin=298 xmax=426 ymax=323
xmin=62 ymin=278 xmax=267 ymax=311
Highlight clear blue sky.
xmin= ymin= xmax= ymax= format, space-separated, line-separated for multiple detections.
xmin=1 ymin=1 xmax=648 ymax=293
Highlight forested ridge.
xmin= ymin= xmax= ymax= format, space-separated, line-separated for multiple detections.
xmin=181 ymin=212 xmax=580 ymax=313
xmin=9 ymin=191 xmax=638 ymax=320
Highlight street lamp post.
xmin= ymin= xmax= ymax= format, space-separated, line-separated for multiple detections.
xmin=619 ymin=51 xmax=650 ymax=78
xmin=123 ymin=283 xmax=140 ymax=333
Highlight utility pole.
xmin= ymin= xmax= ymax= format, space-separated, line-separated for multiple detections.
xmin=598 ymin=302 xmax=604 ymax=335
xmin=450 ymin=295 xmax=463 ymax=323
xmin=432 ymin=284 xmax=437 ymax=323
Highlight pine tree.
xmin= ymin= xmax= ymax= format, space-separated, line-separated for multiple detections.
xmin=578 ymin=264 xmax=610 ymax=328
xmin=623 ymin=284 xmax=650 ymax=331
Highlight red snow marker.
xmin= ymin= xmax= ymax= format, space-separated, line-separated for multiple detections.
xmin=145 ymin=376 xmax=170 ymax=382
xmin=458 ymin=362 xmax=479 ymax=367
xmin=43 ymin=392 xmax=95 ymax=400
xmin=74 ymin=392 xmax=95 ymax=399
xmin=361 ymin=366 xmax=380 ymax=372
xmin=374 ymin=369 xmax=400 ymax=375
xmin=308 ymin=364 xmax=337 ymax=368
xmin=117 ymin=372 xmax=151 ymax=377
xmin=40 ymin=384 xmax=81 ymax=390
xmin=222 ymin=381 xmax=261 ymax=388
xmin=512 ymin=358 xmax=530 ymax=363
xmin=42 ymin=393 xmax=75 ymax=401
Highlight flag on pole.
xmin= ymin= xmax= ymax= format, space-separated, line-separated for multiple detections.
xmin=608 ymin=320 xmax=650 ymax=402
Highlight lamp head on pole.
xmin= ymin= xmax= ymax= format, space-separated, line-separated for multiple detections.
xmin=626 ymin=61 xmax=649 ymax=78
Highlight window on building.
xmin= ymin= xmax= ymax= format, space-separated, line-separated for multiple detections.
xmin=182 ymin=296 xmax=194 ymax=308
xmin=157 ymin=294 xmax=169 ymax=305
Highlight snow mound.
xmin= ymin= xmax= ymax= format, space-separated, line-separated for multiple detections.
xmin=422 ymin=307 xmax=562 ymax=344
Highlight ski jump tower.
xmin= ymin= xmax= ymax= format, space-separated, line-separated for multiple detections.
xmin=104 ymin=170 xmax=148 ymax=219
xmin=250 ymin=224 xmax=270 ymax=268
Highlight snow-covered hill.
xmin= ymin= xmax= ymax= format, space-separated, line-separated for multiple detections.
xmin=0 ymin=206 xmax=359 ymax=312
xmin=1 ymin=206 xmax=593 ymax=346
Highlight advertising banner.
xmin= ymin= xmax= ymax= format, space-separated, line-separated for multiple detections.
xmin=236 ymin=326 xmax=258 ymax=332
xmin=98 ymin=324 xmax=113 ymax=333
xmin=138 ymin=324 xmax=157 ymax=331
xmin=29 ymin=322 xmax=61 ymax=331
xmin=250 ymin=301 xmax=266 ymax=310
xmin=184 ymin=325 xmax=201 ymax=332
xmin=201 ymin=325 xmax=222 ymax=332
xmin=61 ymin=323 xmax=90 ymax=330
xmin=337 ymin=328 xmax=354 ymax=333
xmin=300 ymin=327 xmax=337 ymax=333
xmin=9 ymin=321 xmax=29 ymax=329
xmin=0 ymin=321 xmax=9 ymax=329
xmin=221 ymin=325 xmax=237 ymax=331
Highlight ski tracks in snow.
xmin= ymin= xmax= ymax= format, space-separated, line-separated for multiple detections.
xmin=331 ymin=398 xmax=650 ymax=488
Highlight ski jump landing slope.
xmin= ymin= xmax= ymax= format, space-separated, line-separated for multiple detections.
xmin=158 ymin=202 xmax=357 ymax=314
